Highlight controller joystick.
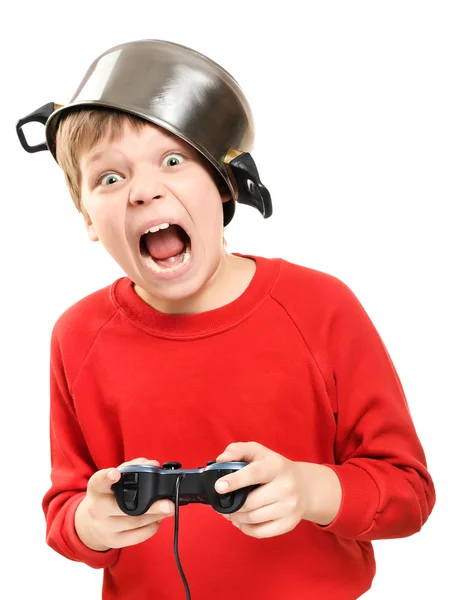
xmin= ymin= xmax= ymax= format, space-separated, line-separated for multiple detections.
xmin=162 ymin=462 xmax=182 ymax=470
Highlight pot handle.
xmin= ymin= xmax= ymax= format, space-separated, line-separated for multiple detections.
xmin=226 ymin=151 xmax=273 ymax=219
xmin=16 ymin=102 xmax=56 ymax=153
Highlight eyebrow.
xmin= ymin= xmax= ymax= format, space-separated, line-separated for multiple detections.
xmin=84 ymin=150 xmax=123 ymax=169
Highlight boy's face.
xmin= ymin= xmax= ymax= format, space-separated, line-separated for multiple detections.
xmin=79 ymin=121 xmax=231 ymax=310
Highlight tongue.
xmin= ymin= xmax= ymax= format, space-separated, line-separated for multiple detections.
xmin=145 ymin=225 xmax=185 ymax=261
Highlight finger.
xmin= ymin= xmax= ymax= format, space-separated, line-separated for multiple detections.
xmin=94 ymin=492 xmax=132 ymax=517
xmin=108 ymin=496 xmax=175 ymax=519
xmin=99 ymin=459 xmax=160 ymax=500
xmin=87 ymin=468 xmax=122 ymax=496
xmin=230 ymin=501 xmax=289 ymax=525
xmin=215 ymin=441 xmax=268 ymax=464
xmin=145 ymin=499 xmax=175 ymax=516
xmin=215 ymin=454 xmax=282 ymax=495
xmin=108 ymin=511 xmax=172 ymax=533
xmin=231 ymin=480 xmax=282 ymax=513
xmin=233 ymin=515 xmax=298 ymax=539
xmin=86 ymin=459 xmax=159 ymax=498
xmin=113 ymin=521 xmax=162 ymax=548
xmin=117 ymin=458 xmax=160 ymax=468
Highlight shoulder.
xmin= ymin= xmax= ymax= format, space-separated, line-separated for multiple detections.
xmin=53 ymin=281 xmax=120 ymax=338
xmin=265 ymin=257 xmax=377 ymax=349
xmin=270 ymin=257 xmax=358 ymax=312
xmin=50 ymin=279 xmax=123 ymax=381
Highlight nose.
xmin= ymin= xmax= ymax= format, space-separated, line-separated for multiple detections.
xmin=128 ymin=168 xmax=166 ymax=206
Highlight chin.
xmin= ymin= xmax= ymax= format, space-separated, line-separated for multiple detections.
xmin=133 ymin=253 xmax=221 ymax=309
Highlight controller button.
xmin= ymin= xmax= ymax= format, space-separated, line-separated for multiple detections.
xmin=162 ymin=461 xmax=182 ymax=470
xmin=123 ymin=472 xmax=138 ymax=485
xmin=123 ymin=489 xmax=138 ymax=510
xmin=219 ymin=493 xmax=234 ymax=509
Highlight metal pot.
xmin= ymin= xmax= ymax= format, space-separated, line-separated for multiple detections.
xmin=16 ymin=39 xmax=272 ymax=225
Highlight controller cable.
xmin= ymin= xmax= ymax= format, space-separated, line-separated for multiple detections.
xmin=174 ymin=474 xmax=191 ymax=599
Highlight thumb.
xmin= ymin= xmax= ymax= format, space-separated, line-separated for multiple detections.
xmin=87 ymin=467 xmax=121 ymax=496
xmin=87 ymin=459 xmax=161 ymax=496
xmin=216 ymin=441 xmax=268 ymax=464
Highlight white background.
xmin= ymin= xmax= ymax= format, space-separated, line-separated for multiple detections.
xmin=1 ymin=1 xmax=448 ymax=598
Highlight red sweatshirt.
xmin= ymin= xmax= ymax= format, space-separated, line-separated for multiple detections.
xmin=43 ymin=254 xmax=435 ymax=600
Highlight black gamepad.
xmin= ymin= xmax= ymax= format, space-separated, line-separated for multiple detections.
xmin=112 ymin=460 xmax=257 ymax=515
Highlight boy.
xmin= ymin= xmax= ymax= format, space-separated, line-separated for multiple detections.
xmin=16 ymin=40 xmax=435 ymax=600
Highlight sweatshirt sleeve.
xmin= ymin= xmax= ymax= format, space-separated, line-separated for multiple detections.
xmin=42 ymin=327 xmax=120 ymax=569
xmin=317 ymin=279 xmax=436 ymax=541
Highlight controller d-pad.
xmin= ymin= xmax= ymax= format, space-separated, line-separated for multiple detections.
xmin=122 ymin=472 xmax=139 ymax=511
xmin=123 ymin=472 xmax=138 ymax=485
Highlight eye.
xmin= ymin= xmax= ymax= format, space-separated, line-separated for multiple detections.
xmin=162 ymin=153 xmax=185 ymax=167
xmin=99 ymin=172 xmax=124 ymax=186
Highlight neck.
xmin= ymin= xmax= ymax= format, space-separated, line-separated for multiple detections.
xmin=133 ymin=252 xmax=256 ymax=315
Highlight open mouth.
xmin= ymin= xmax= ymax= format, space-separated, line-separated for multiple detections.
xmin=139 ymin=223 xmax=192 ymax=274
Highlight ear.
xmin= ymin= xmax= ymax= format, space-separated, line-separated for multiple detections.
xmin=81 ymin=208 xmax=99 ymax=242
xmin=217 ymin=177 xmax=232 ymax=204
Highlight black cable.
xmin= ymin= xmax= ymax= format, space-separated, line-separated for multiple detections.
xmin=174 ymin=474 xmax=191 ymax=600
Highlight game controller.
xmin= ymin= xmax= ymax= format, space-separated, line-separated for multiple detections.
xmin=112 ymin=460 xmax=257 ymax=515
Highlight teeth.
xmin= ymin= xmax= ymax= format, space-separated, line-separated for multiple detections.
xmin=143 ymin=244 xmax=192 ymax=274
xmin=144 ymin=222 xmax=171 ymax=234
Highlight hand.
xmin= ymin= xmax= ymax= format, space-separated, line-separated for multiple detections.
xmin=214 ymin=442 xmax=342 ymax=539
xmin=75 ymin=458 xmax=175 ymax=551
